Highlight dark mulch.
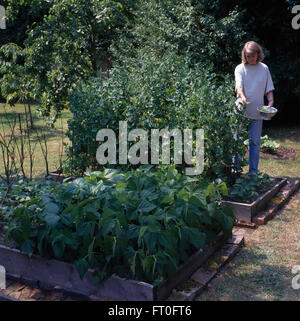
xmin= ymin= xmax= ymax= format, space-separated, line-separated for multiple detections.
xmin=246 ymin=146 xmax=298 ymax=161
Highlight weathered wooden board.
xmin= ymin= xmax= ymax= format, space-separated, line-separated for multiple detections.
xmin=154 ymin=234 xmax=225 ymax=300
xmin=0 ymin=234 xmax=226 ymax=301
xmin=167 ymin=233 xmax=245 ymax=301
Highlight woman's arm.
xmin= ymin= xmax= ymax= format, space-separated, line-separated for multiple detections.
xmin=235 ymin=86 xmax=249 ymax=105
xmin=265 ymin=91 xmax=274 ymax=108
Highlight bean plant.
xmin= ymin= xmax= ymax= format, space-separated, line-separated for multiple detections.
xmin=64 ymin=52 xmax=249 ymax=184
xmin=2 ymin=165 xmax=235 ymax=286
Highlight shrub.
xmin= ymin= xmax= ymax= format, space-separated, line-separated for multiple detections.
xmin=64 ymin=52 xmax=249 ymax=184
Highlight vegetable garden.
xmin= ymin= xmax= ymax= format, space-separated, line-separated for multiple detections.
xmin=0 ymin=0 xmax=299 ymax=302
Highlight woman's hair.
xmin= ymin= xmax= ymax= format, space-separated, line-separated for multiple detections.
xmin=241 ymin=41 xmax=264 ymax=64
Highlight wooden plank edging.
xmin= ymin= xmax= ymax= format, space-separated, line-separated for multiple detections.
xmin=167 ymin=233 xmax=245 ymax=301
xmin=0 ymin=292 xmax=20 ymax=301
xmin=0 ymin=234 xmax=226 ymax=301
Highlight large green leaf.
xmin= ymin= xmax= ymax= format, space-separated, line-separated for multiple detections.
xmin=20 ymin=239 xmax=35 ymax=256
xmin=75 ymin=258 xmax=90 ymax=279
xmin=187 ymin=227 xmax=206 ymax=250
xmin=52 ymin=235 xmax=66 ymax=259
xmin=160 ymin=194 xmax=174 ymax=205
xmin=158 ymin=232 xmax=176 ymax=252
xmin=138 ymin=226 xmax=148 ymax=247
xmin=10 ymin=227 xmax=25 ymax=244
xmin=43 ymin=202 xmax=60 ymax=216
xmin=143 ymin=232 xmax=158 ymax=254
xmin=137 ymin=199 xmax=157 ymax=213
xmin=77 ymin=222 xmax=92 ymax=237
xmin=101 ymin=219 xmax=115 ymax=237
xmin=44 ymin=213 xmax=60 ymax=227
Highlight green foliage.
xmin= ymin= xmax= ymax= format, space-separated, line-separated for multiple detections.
xmin=228 ymin=172 xmax=274 ymax=202
xmin=0 ymin=43 xmax=34 ymax=105
xmin=0 ymin=177 xmax=60 ymax=218
xmin=111 ymin=0 xmax=300 ymax=123
xmin=65 ymin=52 xmax=249 ymax=183
xmin=111 ymin=0 xmax=247 ymax=75
xmin=244 ymin=135 xmax=280 ymax=154
xmin=2 ymin=166 xmax=235 ymax=285
xmin=2 ymin=0 xmax=299 ymax=123
xmin=1 ymin=0 xmax=137 ymax=121
xmin=260 ymin=135 xmax=280 ymax=154
xmin=0 ymin=1 xmax=51 ymax=48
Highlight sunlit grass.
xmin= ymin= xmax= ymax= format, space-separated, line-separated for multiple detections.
xmin=0 ymin=103 xmax=72 ymax=179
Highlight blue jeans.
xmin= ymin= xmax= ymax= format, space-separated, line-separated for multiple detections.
xmin=233 ymin=119 xmax=263 ymax=174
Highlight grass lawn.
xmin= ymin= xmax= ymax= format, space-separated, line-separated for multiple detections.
xmin=0 ymin=103 xmax=72 ymax=179
xmin=195 ymin=123 xmax=300 ymax=301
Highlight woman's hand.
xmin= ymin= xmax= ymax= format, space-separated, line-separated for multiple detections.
xmin=236 ymin=86 xmax=250 ymax=105
xmin=241 ymin=96 xmax=250 ymax=105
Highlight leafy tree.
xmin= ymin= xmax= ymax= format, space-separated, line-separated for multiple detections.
xmin=1 ymin=0 xmax=137 ymax=122
xmin=111 ymin=0 xmax=248 ymax=75
xmin=0 ymin=1 xmax=51 ymax=102
xmin=0 ymin=0 xmax=51 ymax=47
xmin=0 ymin=42 xmax=36 ymax=128
xmin=1 ymin=0 xmax=298 ymax=123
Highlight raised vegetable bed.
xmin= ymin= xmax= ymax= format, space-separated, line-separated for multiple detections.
xmin=0 ymin=234 xmax=226 ymax=301
xmin=221 ymin=178 xmax=287 ymax=223
xmin=47 ymin=171 xmax=74 ymax=183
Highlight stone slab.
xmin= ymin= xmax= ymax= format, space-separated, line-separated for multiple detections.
xmin=191 ymin=268 xmax=217 ymax=285
xmin=167 ymin=233 xmax=244 ymax=301
xmin=252 ymin=179 xmax=300 ymax=225
xmin=226 ymin=234 xmax=245 ymax=245
xmin=235 ymin=220 xmax=257 ymax=228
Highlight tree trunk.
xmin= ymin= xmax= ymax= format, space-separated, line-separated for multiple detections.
xmin=24 ymin=104 xmax=35 ymax=130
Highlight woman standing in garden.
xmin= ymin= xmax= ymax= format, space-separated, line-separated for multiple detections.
xmin=234 ymin=41 xmax=275 ymax=174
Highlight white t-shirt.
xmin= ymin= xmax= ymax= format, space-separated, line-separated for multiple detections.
xmin=234 ymin=62 xmax=275 ymax=120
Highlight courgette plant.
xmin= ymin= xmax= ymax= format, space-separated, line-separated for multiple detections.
xmin=244 ymin=135 xmax=280 ymax=154
xmin=228 ymin=172 xmax=274 ymax=202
